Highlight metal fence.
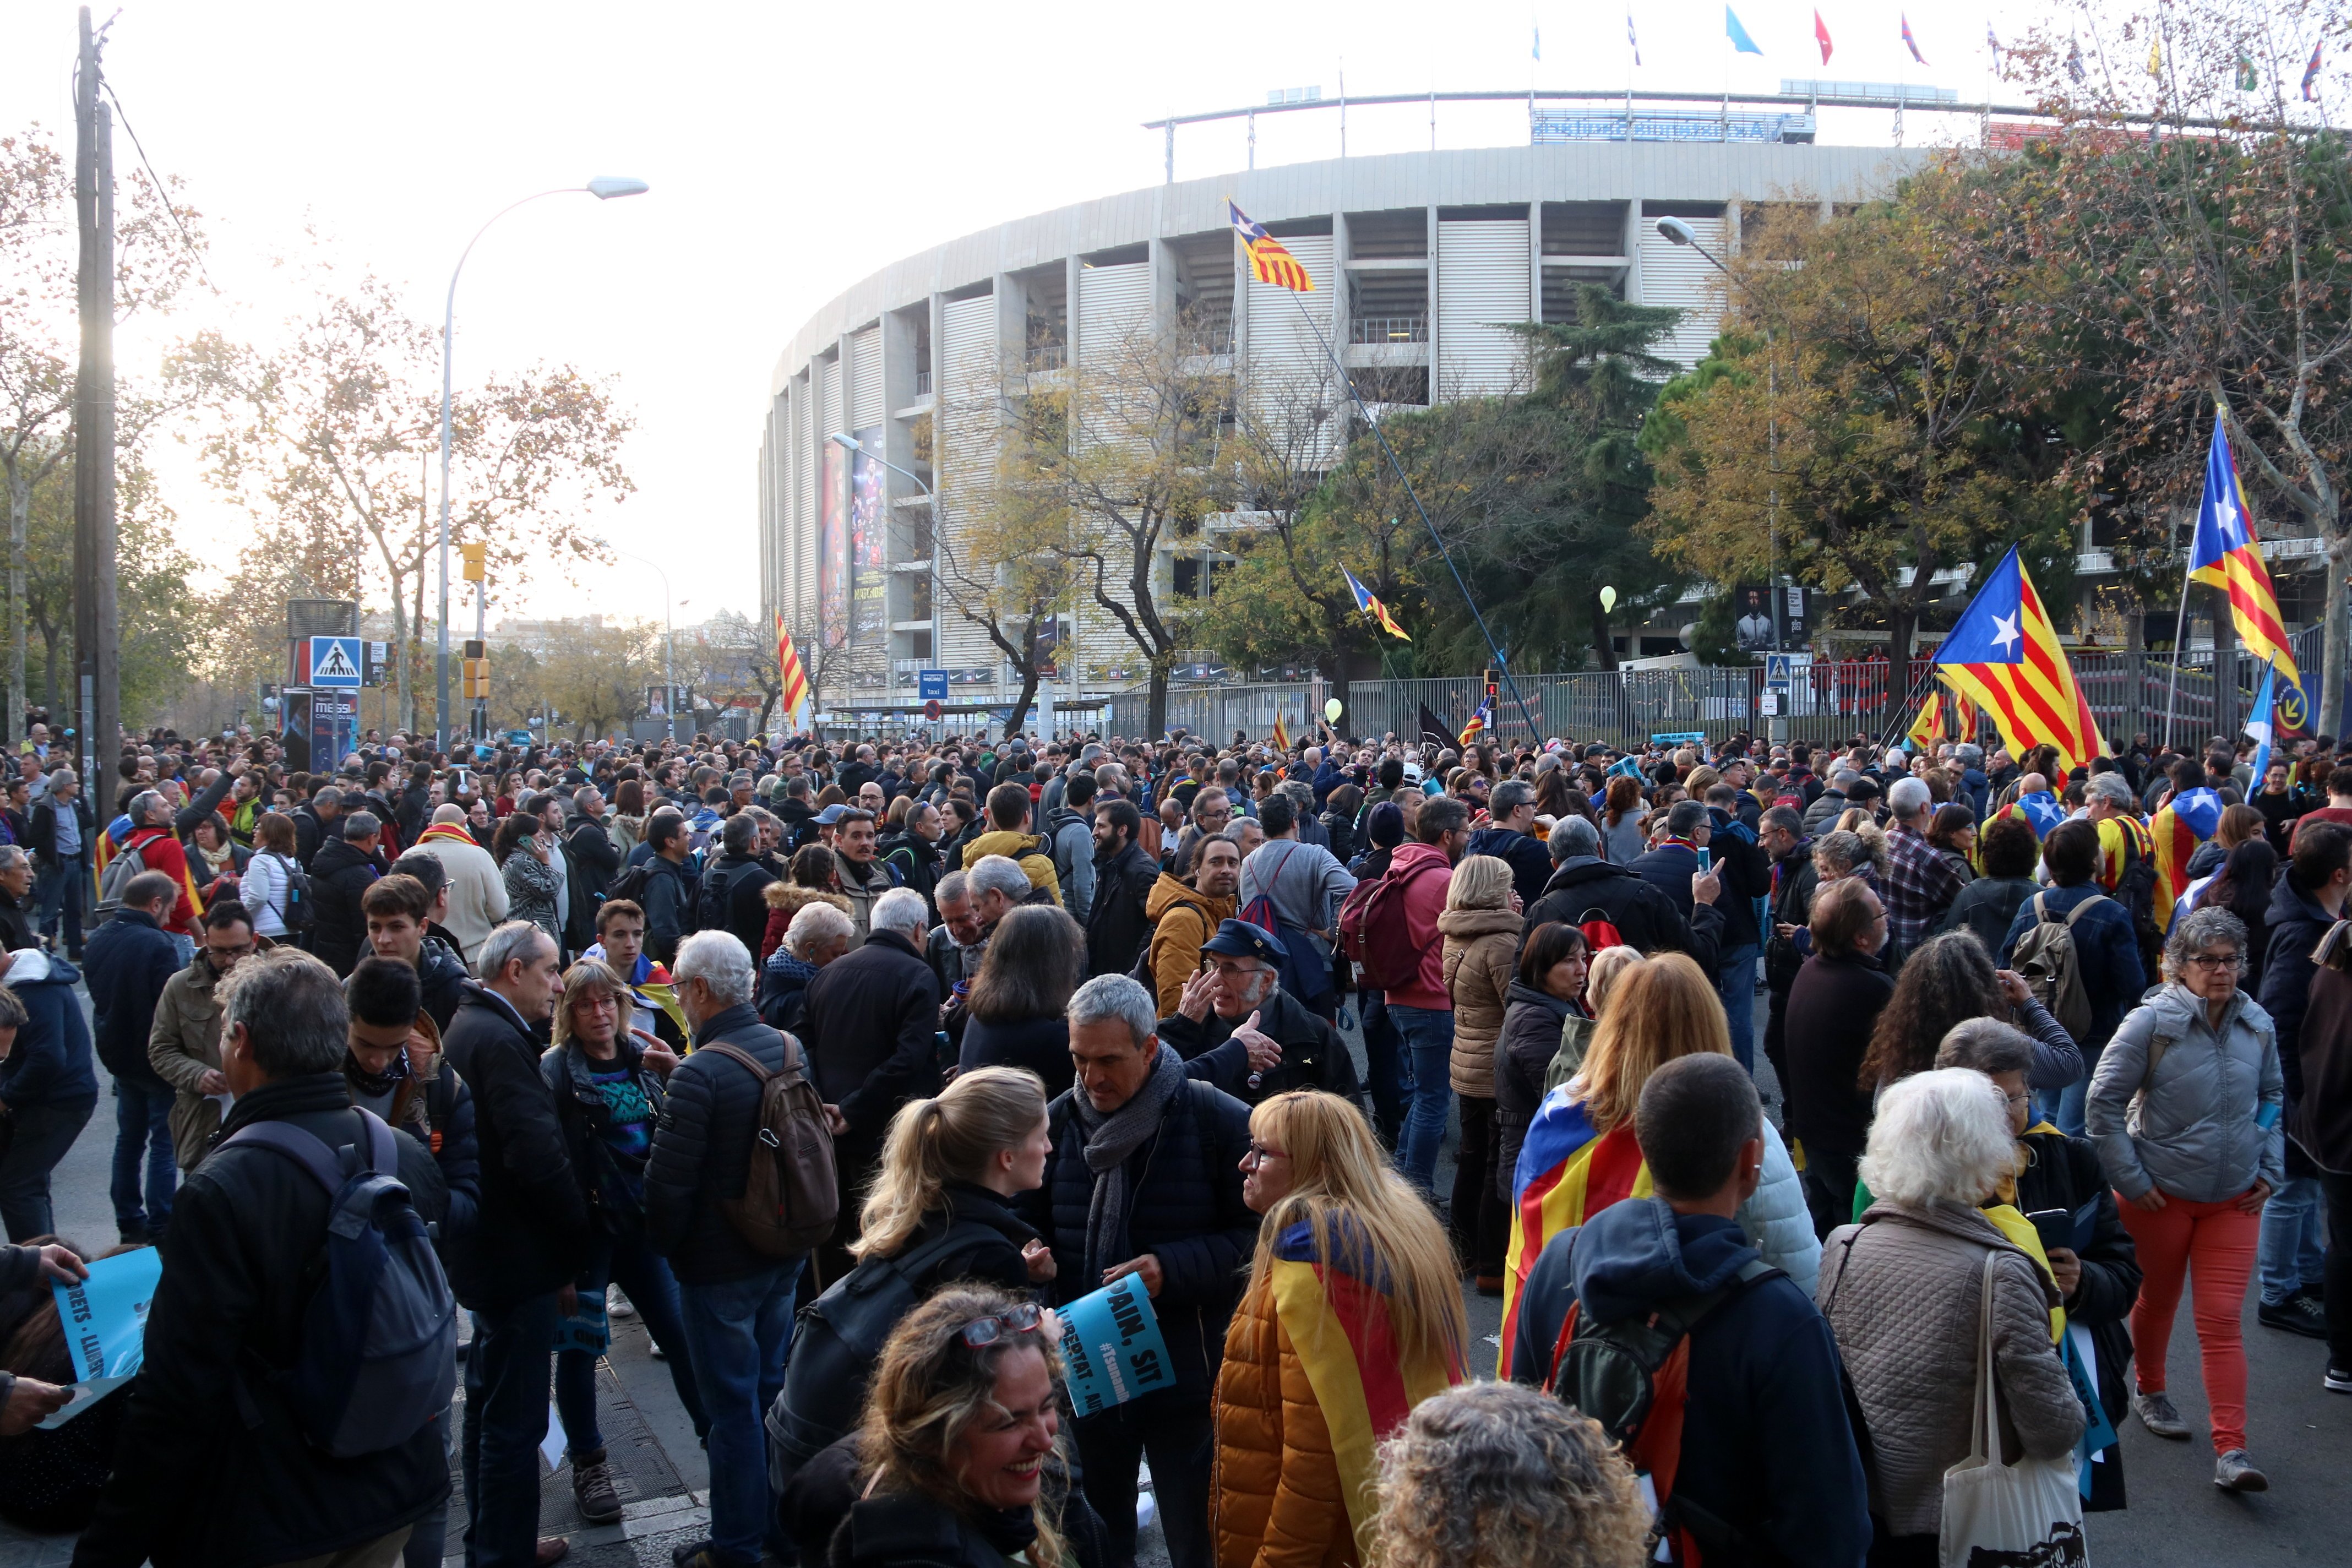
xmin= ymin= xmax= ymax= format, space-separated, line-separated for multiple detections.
xmin=1108 ymin=628 xmax=2323 ymax=753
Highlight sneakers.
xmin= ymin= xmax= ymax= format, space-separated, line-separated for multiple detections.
xmin=570 ymin=1448 xmax=622 ymax=1525
xmin=2258 ymin=1291 xmax=2331 ymax=1340
xmin=535 ymin=1541 xmax=569 ymax=1567
xmin=2214 ymin=1449 xmax=2269 ymax=1491
xmin=606 ymin=1286 xmax=637 ymax=1320
xmin=2326 ymin=1365 xmax=2352 ymax=1395
xmin=2132 ymin=1387 xmax=2191 ymax=1440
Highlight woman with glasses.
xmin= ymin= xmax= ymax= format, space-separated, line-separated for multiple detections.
xmin=823 ymin=1284 xmax=1085 ymax=1568
xmin=2087 ymin=905 xmax=2284 ymax=1491
xmin=1214 ymin=1091 xmax=1464 ymax=1568
xmin=541 ymin=959 xmax=705 ymax=1525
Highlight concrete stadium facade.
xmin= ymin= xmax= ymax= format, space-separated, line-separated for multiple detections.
xmin=757 ymin=139 xmax=1934 ymax=712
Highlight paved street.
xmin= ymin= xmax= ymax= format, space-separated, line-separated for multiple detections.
xmin=1 ymin=982 xmax=2344 ymax=1565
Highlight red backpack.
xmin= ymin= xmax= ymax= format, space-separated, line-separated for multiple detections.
xmin=1337 ymin=857 xmax=1446 ymax=992
xmin=1573 ymin=907 xmax=1629 ymax=955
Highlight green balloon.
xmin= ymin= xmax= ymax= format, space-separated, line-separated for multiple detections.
xmin=1324 ymin=698 xmax=1343 ymax=722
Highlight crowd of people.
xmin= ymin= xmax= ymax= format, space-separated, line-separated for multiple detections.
xmin=0 ymin=714 xmax=2340 ymax=1567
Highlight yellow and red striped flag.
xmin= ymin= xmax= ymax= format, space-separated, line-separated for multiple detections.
xmin=1228 ymin=199 xmax=1316 ymax=292
xmin=1932 ymin=547 xmax=2107 ymax=777
xmin=1907 ymin=687 xmax=1948 ymax=750
xmin=1272 ymin=712 xmax=1291 ymax=751
xmin=2190 ymin=407 xmax=2301 ymax=689
xmin=1499 ymin=1090 xmax=1652 ymax=1374
xmin=775 ymin=613 xmax=809 ymax=721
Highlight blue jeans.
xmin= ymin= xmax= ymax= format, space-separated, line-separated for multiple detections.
xmin=1358 ymin=990 xmax=1408 ymax=1147
xmin=556 ymin=1236 xmax=708 ymax=1451
xmin=2034 ymin=1045 xmax=2097 ymax=1139
xmin=2258 ymin=1133 xmax=2328 ymax=1304
xmin=460 ymin=1292 xmax=560 ymax=1568
xmin=1389 ymin=1004 xmax=1455 ymax=1194
xmin=110 ymin=1080 xmax=176 ymax=1234
xmin=32 ymin=853 xmax=83 ymax=958
xmin=1715 ymin=943 xmax=1759 ymax=1074
xmin=678 ymin=1260 xmax=803 ymax=1567
xmin=0 ymin=1097 xmax=94 ymax=1242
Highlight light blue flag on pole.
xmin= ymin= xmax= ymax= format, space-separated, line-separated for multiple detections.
xmin=2247 ymin=660 xmax=2278 ymax=785
xmin=1726 ymin=5 xmax=1764 ymax=53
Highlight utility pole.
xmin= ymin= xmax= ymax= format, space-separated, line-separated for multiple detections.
xmin=72 ymin=6 xmax=119 ymax=796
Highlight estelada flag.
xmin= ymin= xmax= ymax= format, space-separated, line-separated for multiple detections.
xmin=774 ymin=613 xmax=809 ymax=720
xmin=1266 ymin=1222 xmax=1461 ymax=1556
xmin=1499 ymin=1088 xmax=1651 ymax=1375
xmin=1458 ymin=698 xmax=1491 ymax=748
xmin=2190 ymin=407 xmax=2301 ymax=690
xmin=1932 ymin=546 xmax=2107 ymax=777
xmin=1228 ymin=200 xmax=1316 ymax=292
xmin=2151 ymin=785 xmax=2225 ymax=910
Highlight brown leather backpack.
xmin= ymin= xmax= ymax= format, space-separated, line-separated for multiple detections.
xmin=696 ymin=1032 xmax=840 ymax=1257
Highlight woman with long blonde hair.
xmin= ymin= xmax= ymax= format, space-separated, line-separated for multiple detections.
xmin=1499 ymin=955 xmax=1817 ymax=1371
xmin=1215 ymin=1092 xmax=1466 ymax=1568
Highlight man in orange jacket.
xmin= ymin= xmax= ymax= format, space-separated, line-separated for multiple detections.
xmin=115 ymin=791 xmax=202 ymax=935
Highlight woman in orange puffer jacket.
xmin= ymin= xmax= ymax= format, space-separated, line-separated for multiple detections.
xmin=1211 ymin=1091 xmax=1465 ymax=1568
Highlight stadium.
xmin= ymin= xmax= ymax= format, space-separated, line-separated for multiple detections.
xmin=755 ymin=94 xmax=1952 ymax=725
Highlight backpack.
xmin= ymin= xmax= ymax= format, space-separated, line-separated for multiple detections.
xmin=764 ymin=1217 xmax=1001 ymax=1489
xmin=1543 ymin=1256 xmax=1778 ymax=1562
xmin=267 ymin=850 xmax=319 ymax=936
xmin=1337 ymin=857 xmax=1447 ymax=992
xmin=693 ymin=860 xmax=759 ymax=935
xmin=695 ymin=1034 xmax=840 ymax=1257
xmin=221 ymin=1108 xmax=458 ymax=1457
xmin=1129 ymin=897 xmax=1205 ymax=990
xmin=94 ymin=840 xmax=151 ymax=922
xmin=1238 ymin=843 xmax=1336 ymax=1010
xmin=2010 ymin=890 xmax=2109 ymax=1043
xmin=1574 ymin=905 xmax=1629 ymax=956
xmin=605 ymin=857 xmax=656 ymax=908
xmin=2108 ymin=825 xmax=2164 ymax=972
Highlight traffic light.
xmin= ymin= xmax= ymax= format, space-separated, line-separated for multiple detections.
xmin=1484 ymin=668 xmax=1499 ymax=703
xmin=462 ymin=639 xmax=489 ymax=699
xmin=459 ymin=542 xmax=487 ymax=583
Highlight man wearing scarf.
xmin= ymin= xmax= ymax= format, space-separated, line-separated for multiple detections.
xmin=1022 ymin=973 xmax=1254 ymax=1568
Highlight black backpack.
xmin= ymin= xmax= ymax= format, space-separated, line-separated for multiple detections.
xmin=765 ymin=1218 xmax=1000 ymax=1491
xmin=692 ymin=861 xmax=756 ymax=934
xmin=605 ymin=857 xmax=656 ymax=908
xmin=2109 ymin=825 xmax=2163 ymax=973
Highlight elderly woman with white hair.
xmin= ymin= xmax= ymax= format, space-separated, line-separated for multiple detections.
xmin=755 ymin=899 xmax=852 ymax=1036
xmin=2087 ymin=903 xmax=2283 ymax=1491
xmin=1817 ymin=1068 xmax=2084 ymax=1561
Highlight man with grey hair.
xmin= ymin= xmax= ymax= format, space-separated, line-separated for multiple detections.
xmin=111 ymin=786 xmax=202 ymax=939
xmin=649 ymin=930 xmax=840 ymax=1568
xmin=1802 ymin=767 xmax=1861 ymax=835
xmin=74 ymin=947 xmax=454 ymax=1568
xmin=802 ymin=881 xmax=944 ymax=1276
xmin=1523 ymin=808 xmax=1722 ymax=967
xmin=0 ymin=843 xmax=34 ymax=954
xmin=1881 ymin=774 xmax=1964 ymax=956
xmin=966 ymin=852 xmax=1035 ymax=934
xmin=924 ymin=868 xmax=986 ymax=995
xmin=1021 ymin=972 xmax=1254 ymax=1568
xmin=442 ymin=921 xmax=586 ymax=1568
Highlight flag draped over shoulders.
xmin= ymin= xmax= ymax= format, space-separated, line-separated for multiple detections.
xmin=2151 ymin=787 xmax=2224 ymax=911
xmin=1498 ymin=1088 xmax=1651 ymax=1375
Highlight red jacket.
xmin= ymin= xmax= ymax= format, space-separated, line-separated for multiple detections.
xmin=1383 ymin=840 xmax=1455 ymax=1010
xmin=122 ymin=825 xmax=202 ymax=934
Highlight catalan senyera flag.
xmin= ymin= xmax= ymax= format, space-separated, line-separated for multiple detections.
xmin=2190 ymin=408 xmax=2301 ymax=691
xmin=1342 ymin=565 xmax=1411 ymax=641
xmin=1932 ymin=547 xmax=2107 ymax=779
xmin=2151 ymin=785 xmax=2225 ymax=912
xmin=1271 ymin=712 xmax=1291 ymax=752
xmin=1458 ymin=698 xmax=1491 ymax=748
xmin=1228 ymin=200 xmax=1315 ymax=292
xmin=1499 ymin=1090 xmax=1651 ymax=1375
xmin=1952 ymin=689 xmax=1979 ymax=744
xmin=1267 ymin=1223 xmax=1461 ymax=1556
xmin=774 ymin=613 xmax=809 ymax=721
xmin=1907 ymin=687 xmax=1947 ymax=750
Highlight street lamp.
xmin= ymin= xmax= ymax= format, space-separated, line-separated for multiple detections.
xmin=434 ymin=177 xmax=649 ymax=754
xmin=1656 ymin=216 xmax=1785 ymax=670
xmin=607 ymin=548 xmax=678 ymax=742
xmin=829 ymin=432 xmax=945 ymax=722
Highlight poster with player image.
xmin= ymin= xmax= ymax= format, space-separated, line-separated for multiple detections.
xmin=819 ymin=436 xmax=850 ymax=649
xmin=1733 ymin=584 xmax=1809 ymax=653
xmin=850 ymin=426 xmax=887 ymax=642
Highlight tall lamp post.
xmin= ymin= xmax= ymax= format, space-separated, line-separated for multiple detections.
xmin=828 ymin=432 xmax=941 ymax=728
xmin=1657 ymin=216 xmax=1784 ymax=692
xmin=608 ymin=547 xmax=679 ymax=742
xmin=435 ymin=176 xmax=649 ymax=754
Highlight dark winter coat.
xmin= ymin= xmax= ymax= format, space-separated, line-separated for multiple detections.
xmin=1935 ymin=875 xmax=2039 ymax=966
xmin=1020 ymin=1075 xmax=1255 ymax=1407
xmin=567 ymin=815 xmax=621 ymax=905
xmin=2265 ymin=870 xmax=2350 ymax=1175
xmin=1509 ymin=1197 xmax=1871 ymax=1568
xmin=1495 ymin=981 xmax=1578 ymax=1202
xmin=70 ymin=1076 xmax=450 ymax=1568
xmin=1084 ymin=841 xmax=1158 ymax=978
xmin=757 ymin=950 xmax=820 ymax=1037
xmin=413 ymin=939 xmax=471 ymax=1034
xmin=307 ymin=837 xmax=382 ymax=976
xmin=1521 ymin=857 xmax=1723 ymax=973
xmin=542 ymin=1032 xmax=667 ymax=1243
xmin=802 ymin=928 xmax=944 ymax=1150
xmin=1467 ymin=825 xmax=1554 ymax=911
xmin=1763 ymin=845 xmax=1821 ymax=996
xmin=645 ymin=1001 xmax=792 ymax=1284
xmin=81 ymin=908 xmax=179 ymax=1092
xmin=638 ymin=853 xmax=692 ymax=965
xmin=0 ymin=956 xmax=96 ymax=1113
xmin=440 ymin=982 xmax=590 ymax=1309
xmin=958 ymin=1012 xmax=1074 ymax=1099
xmin=1783 ymin=949 xmax=1894 ymax=1158
xmin=1153 ymin=986 xmax=1355 ymax=1104
xmin=2013 ymin=1129 xmax=2139 ymax=1512
xmin=27 ymin=792 xmax=94 ymax=873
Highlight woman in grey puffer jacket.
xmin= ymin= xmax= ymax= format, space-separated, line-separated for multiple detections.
xmin=2087 ymin=905 xmax=2283 ymax=1491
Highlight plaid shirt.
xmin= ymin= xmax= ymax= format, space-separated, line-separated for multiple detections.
xmin=1882 ymin=821 xmax=1966 ymax=952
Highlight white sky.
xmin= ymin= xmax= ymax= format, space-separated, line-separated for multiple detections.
xmin=0 ymin=0 xmax=2253 ymax=625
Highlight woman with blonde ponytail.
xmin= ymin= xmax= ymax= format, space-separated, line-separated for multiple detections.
xmin=1213 ymin=1092 xmax=1467 ymax=1568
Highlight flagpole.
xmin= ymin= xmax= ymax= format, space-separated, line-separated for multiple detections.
xmin=1273 ymin=286 xmax=1547 ymax=742
xmin=2160 ymin=530 xmax=2198 ymax=753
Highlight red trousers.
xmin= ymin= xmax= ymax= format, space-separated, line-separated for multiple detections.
xmin=2116 ymin=1190 xmax=2260 ymax=1455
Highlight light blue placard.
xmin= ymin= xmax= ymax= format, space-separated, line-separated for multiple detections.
xmin=53 ymin=1248 xmax=164 ymax=1381
xmin=554 ymin=1289 xmax=609 ymax=1355
xmin=1056 ymin=1276 xmax=1172 ymax=1418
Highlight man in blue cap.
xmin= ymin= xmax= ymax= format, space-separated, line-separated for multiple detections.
xmin=1153 ymin=918 xmax=1356 ymax=1104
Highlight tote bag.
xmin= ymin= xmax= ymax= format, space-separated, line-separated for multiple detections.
xmin=1939 ymin=1250 xmax=2088 ymax=1566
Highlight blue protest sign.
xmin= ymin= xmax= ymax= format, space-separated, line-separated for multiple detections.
xmin=918 ymin=669 xmax=949 ymax=701
xmin=1055 ymin=1276 xmax=1173 ymax=1417
xmin=553 ymin=1289 xmax=609 ymax=1355
xmin=55 ymin=1247 xmax=163 ymax=1381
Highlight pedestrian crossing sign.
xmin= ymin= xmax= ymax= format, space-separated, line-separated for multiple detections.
xmin=308 ymin=636 xmax=363 ymax=688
